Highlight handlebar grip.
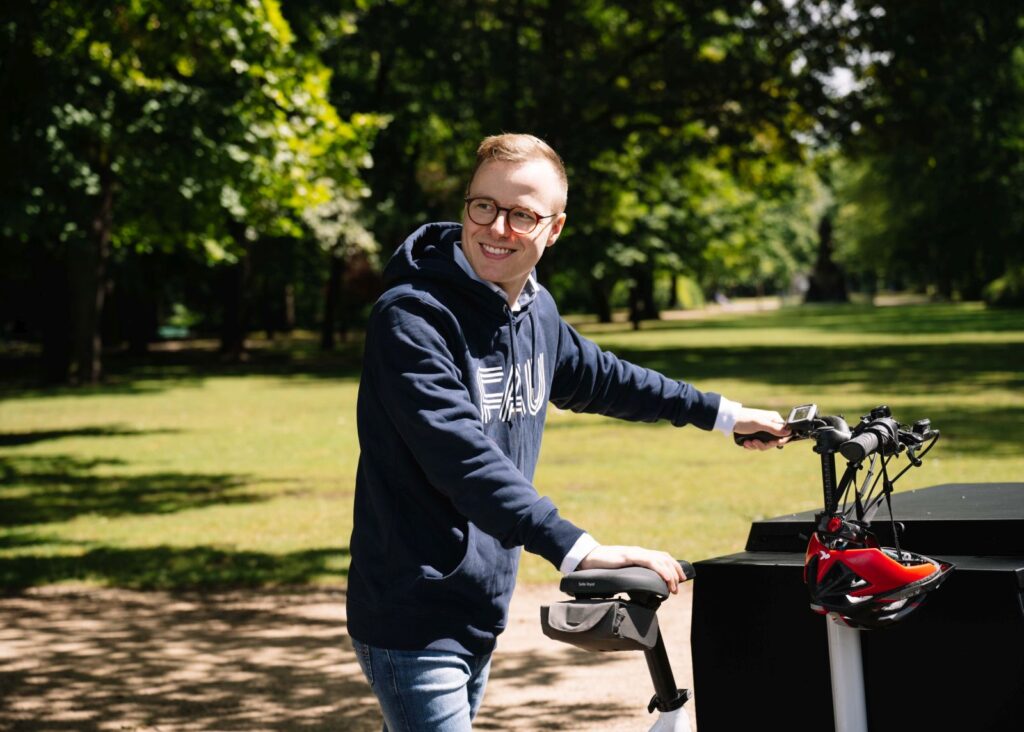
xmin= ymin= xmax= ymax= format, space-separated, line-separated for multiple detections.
xmin=733 ymin=430 xmax=779 ymax=446
xmin=840 ymin=432 xmax=880 ymax=462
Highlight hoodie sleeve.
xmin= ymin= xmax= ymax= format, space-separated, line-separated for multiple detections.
xmin=550 ymin=318 xmax=721 ymax=429
xmin=364 ymin=296 xmax=585 ymax=568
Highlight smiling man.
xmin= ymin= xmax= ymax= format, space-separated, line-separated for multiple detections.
xmin=460 ymin=148 xmax=567 ymax=302
xmin=347 ymin=133 xmax=788 ymax=731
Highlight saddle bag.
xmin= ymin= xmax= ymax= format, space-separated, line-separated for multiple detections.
xmin=540 ymin=599 xmax=659 ymax=652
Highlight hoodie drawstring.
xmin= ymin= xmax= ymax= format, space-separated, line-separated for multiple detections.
xmin=502 ymin=305 xmax=519 ymax=424
xmin=501 ymin=305 xmax=521 ymax=465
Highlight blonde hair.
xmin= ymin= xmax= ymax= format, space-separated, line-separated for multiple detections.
xmin=471 ymin=133 xmax=568 ymax=210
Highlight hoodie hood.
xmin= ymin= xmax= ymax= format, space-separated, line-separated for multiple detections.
xmin=383 ymin=222 xmax=502 ymax=309
xmin=383 ymin=222 xmax=541 ymax=315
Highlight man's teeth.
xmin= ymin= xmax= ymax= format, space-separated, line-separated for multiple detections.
xmin=482 ymin=243 xmax=513 ymax=255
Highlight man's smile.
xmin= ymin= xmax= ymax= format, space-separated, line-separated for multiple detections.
xmin=480 ymin=242 xmax=515 ymax=257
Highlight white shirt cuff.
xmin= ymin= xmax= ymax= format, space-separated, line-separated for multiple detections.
xmin=714 ymin=397 xmax=743 ymax=436
xmin=559 ymin=532 xmax=600 ymax=575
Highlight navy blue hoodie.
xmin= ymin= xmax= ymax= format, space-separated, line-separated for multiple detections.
xmin=346 ymin=222 xmax=721 ymax=655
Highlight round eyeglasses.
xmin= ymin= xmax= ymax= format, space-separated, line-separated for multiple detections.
xmin=464 ymin=197 xmax=559 ymax=234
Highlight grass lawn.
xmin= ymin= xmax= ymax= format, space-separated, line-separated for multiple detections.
xmin=1 ymin=301 xmax=1021 ymax=589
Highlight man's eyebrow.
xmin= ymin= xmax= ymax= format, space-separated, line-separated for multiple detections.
xmin=469 ymin=192 xmax=547 ymax=206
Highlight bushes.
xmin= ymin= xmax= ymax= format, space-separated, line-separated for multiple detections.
xmin=984 ymin=266 xmax=1024 ymax=308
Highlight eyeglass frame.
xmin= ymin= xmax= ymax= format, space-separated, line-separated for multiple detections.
xmin=463 ymin=196 xmax=561 ymax=234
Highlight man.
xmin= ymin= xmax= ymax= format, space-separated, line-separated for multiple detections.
xmin=348 ymin=133 xmax=788 ymax=731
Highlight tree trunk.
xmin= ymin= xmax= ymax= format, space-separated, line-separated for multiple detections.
xmin=283 ymin=283 xmax=295 ymax=333
xmin=262 ymin=282 xmax=277 ymax=341
xmin=667 ymin=271 xmax=679 ymax=310
xmin=68 ymin=159 xmax=113 ymax=384
xmin=219 ymin=234 xmax=251 ymax=359
xmin=115 ymin=253 xmax=158 ymax=356
xmin=590 ymin=278 xmax=612 ymax=324
xmin=34 ymin=242 xmax=72 ymax=384
xmin=805 ymin=213 xmax=848 ymax=303
xmin=627 ymin=265 xmax=659 ymax=327
xmin=320 ymin=250 xmax=344 ymax=351
xmin=124 ymin=283 xmax=157 ymax=356
xmin=504 ymin=0 xmax=526 ymax=129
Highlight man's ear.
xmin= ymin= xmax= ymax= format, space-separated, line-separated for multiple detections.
xmin=546 ymin=213 xmax=567 ymax=248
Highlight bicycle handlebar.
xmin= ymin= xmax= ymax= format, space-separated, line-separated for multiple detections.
xmin=739 ymin=404 xmax=937 ymax=463
xmin=733 ymin=430 xmax=784 ymax=446
xmin=838 ymin=431 xmax=879 ymax=462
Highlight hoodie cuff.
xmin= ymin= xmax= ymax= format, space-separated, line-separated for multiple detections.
xmin=714 ymin=396 xmax=743 ymax=436
xmin=559 ymin=532 xmax=601 ymax=575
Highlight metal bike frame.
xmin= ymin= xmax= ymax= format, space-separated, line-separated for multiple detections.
xmin=826 ymin=614 xmax=868 ymax=732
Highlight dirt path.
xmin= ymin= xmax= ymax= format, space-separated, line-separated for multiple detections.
xmin=0 ymin=583 xmax=697 ymax=731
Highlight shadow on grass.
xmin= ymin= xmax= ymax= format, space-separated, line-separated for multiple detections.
xmin=610 ymin=341 xmax=1024 ymax=394
xmin=0 ymin=453 xmax=265 ymax=526
xmin=546 ymin=346 xmax=1023 ymax=457
xmin=2 ymin=303 xmax=1021 ymax=402
xmin=0 ymin=543 xmax=350 ymax=591
xmin=752 ymin=302 xmax=1024 ymax=335
xmin=580 ymin=302 xmax=1024 ymax=336
xmin=919 ymin=404 xmax=1024 ymax=458
xmin=0 ymin=425 xmax=179 ymax=448
xmin=0 ymin=336 xmax=365 ymax=400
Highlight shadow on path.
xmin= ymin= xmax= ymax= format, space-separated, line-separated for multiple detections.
xmin=0 ymin=587 xmax=376 ymax=732
xmin=0 ymin=584 xmax=692 ymax=731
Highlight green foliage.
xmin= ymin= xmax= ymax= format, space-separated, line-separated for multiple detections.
xmin=984 ymin=265 xmax=1024 ymax=308
xmin=821 ymin=1 xmax=1024 ymax=298
xmin=1 ymin=0 xmax=385 ymax=378
xmin=5 ymin=0 xmax=1022 ymax=366
xmin=294 ymin=0 xmax=834 ymax=316
xmin=674 ymin=275 xmax=706 ymax=310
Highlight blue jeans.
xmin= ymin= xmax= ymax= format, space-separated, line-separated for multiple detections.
xmin=352 ymin=639 xmax=492 ymax=731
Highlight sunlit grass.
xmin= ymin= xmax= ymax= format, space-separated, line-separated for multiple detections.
xmin=1 ymin=302 xmax=1021 ymax=589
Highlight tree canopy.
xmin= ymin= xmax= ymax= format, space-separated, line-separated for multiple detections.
xmin=2 ymin=0 xmax=1022 ymax=382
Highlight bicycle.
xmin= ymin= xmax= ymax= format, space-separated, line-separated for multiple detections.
xmin=540 ymin=404 xmax=953 ymax=732
xmin=541 ymin=561 xmax=696 ymax=731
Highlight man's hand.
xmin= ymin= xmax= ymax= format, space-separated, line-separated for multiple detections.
xmin=734 ymin=407 xmax=791 ymax=451
xmin=576 ymin=545 xmax=686 ymax=594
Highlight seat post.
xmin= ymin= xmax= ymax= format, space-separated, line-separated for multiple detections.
xmin=645 ymin=632 xmax=676 ymax=701
xmin=643 ymin=630 xmax=690 ymax=713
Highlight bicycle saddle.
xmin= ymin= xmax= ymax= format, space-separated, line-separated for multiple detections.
xmin=560 ymin=561 xmax=695 ymax=602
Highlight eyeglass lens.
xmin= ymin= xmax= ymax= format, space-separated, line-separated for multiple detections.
xmin=466 ymin=199 xmax=539 ymax=233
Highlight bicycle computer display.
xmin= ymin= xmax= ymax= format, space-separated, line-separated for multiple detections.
xmin=787 ymin=404 xmax=817 ymax=430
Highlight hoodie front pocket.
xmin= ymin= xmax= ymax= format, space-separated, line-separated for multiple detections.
xmin=415 ymin=524 xmax=491 ymax=607
xmin=422 ymin=521 xmax=476 ymax=582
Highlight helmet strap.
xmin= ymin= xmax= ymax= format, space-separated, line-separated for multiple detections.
xmin=880 ymin=460 xmax=904 ymax=560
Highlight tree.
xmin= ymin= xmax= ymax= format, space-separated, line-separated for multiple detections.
xmin=0 ymin=0 xmax=382 ymax=381
xmin=799 ymin=1 xmax=1024 ymax=299
xmin=289 ymin=0 xmax=837 ymax=320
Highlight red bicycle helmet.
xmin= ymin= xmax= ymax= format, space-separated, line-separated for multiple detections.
xmin=803 ymin=529 xmax=954 ymax=630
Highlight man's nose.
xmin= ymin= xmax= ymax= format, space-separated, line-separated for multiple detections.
xmin=489 ymin=211 xmax=511 ymax=237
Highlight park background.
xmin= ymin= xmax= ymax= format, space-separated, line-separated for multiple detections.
xmin=1 ymin=1 xmax=1022 ymax=729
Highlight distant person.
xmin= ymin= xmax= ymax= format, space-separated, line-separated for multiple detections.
xmin=348 ymin=133 xmax=789 ymax=730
